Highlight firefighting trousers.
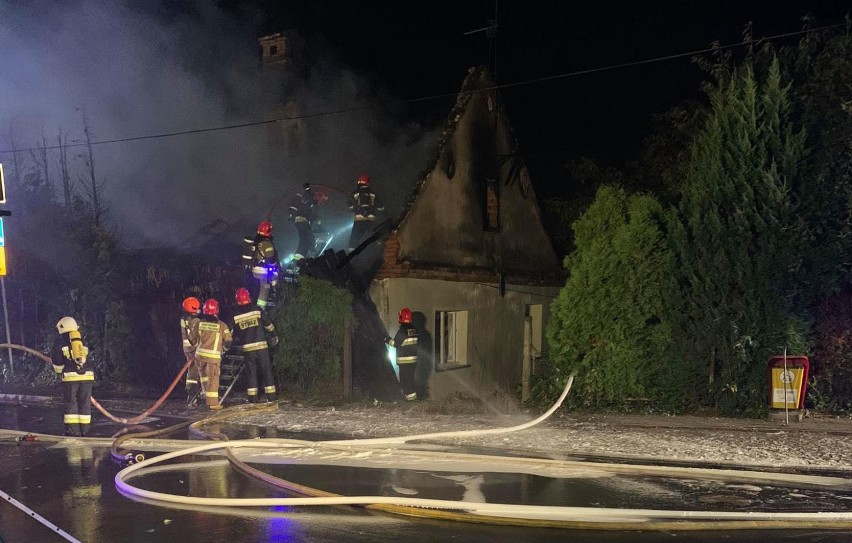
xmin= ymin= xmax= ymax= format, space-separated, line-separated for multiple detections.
xmin=243 ymin=349 xmax=276 ymax=400
xmin=184 ymin=354 xmax=201 ymax=391
xmin=197 ymin=358 xmax=221 ymax=407
xmin=295 ymin=221 xmax=314 ymax=259
xmin=348 ymin=220 xmax=375 ymax=250
xmin=62 ymin=381 xmax=93 ymax=431
xmin=398 ymin=361 xmax=417 ymax=398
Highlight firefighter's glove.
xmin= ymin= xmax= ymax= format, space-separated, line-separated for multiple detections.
xmin=384 ymin=336 xmax=392 ymax=345
xmin=74 ymin=359 xmax=87 ymax=375
xmin=268 ymin=335 xmax=279 ymax=348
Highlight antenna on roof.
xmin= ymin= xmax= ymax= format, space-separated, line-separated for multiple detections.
xmin=464 ymin=0 xmax=499 ymax=82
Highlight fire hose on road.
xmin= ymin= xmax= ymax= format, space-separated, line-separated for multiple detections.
xmin=0 ymin=342 xmax=191 ymax=425
xmin=113 ymin=375 xmax=852 ymax=531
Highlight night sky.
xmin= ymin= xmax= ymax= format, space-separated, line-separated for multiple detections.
xmin=239 ymin=0 xmax=850 ymax=197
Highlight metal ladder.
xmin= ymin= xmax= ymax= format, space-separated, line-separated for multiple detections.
xmin=189 ymin=353 xmax=245 ymax=407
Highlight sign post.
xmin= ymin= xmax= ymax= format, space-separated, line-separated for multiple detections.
xmin=0 ymin=164 xmax=11 ymax=376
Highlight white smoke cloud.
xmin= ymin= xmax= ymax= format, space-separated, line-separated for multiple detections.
xmin=0 ymin=0 xmax=436 ymax=253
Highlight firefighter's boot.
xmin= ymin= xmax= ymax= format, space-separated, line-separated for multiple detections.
xmin=79 ymin=423 xmax=90 ymax=437
xmin=64 ymin=424 xmax=79 ymax=437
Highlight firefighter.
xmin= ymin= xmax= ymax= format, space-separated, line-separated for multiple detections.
xmin=243 ymin=220 xmax=281 ymax=308
xmin=348 ymin=173 xmax=384 ymax=251
xmin=180 ymin=296 xmax=202 ymax=406
xmin=385 ymin=307 xmax=419 ymax=401
xmin=232 ymin=287 xmax=279 ymax=403
xmin=288 ymin=182 xmax=317 ymax=261
xmin=51 ymin=317 xmax=95 ymax=436
xmin=188 ymin=299 xmax=232 ymax=410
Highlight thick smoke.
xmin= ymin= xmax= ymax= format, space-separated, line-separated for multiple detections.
xmin=0 ymin=0 xmax=435 ymax=256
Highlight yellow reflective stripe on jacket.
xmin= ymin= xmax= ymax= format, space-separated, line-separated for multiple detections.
xmin=196 ymin=348 xmax=222 ymax=359
xmin=400 ymin=338 xmax=418 ymax=347
xmin=52 ymin=364 xmax=64 ymax=374
xmin=62 ymin=371 xmax=95 ymax=382
xmin=354 ymin=214 xmax=376 ymax=221
xmin=242 ymin=341 xmax=268 ymax=352
xmin=234 ymin=310 xmax=262 ymax=324
xmin=397 ymin=356 xmax=417 ymax=364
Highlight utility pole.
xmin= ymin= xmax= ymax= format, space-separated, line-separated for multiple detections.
xmin=464 ymin=0 xmax=499 ymax=82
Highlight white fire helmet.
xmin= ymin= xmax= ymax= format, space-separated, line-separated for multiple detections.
xmin=56 ymin=317 xmax=79 ymax=334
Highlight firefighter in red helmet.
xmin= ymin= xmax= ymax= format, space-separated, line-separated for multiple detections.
xmin=180 ymin=297 xmax=202 ymax=406
xmin=188 ymin=299 xmax=232 ymax=410
xmin=348 ymin=173 xmax=384 ymax=251
xmin=243 ymin=220 xmax=281 ymax=309
xmin=231 ymin=288 xmax=279 ymax=403
xmin=384 ymin=307 xmax=419 ymax=401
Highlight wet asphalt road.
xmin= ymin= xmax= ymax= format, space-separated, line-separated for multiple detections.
xmin=2 ymin=403 xmax=852 ymax=543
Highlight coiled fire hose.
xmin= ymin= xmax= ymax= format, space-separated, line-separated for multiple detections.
xmin=0 ymin=342 xmax=191 ymax=425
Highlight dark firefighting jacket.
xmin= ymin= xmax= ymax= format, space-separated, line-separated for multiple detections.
xmin=52 ymin=332 xmax=95 ymax=383
xmin=288 ymin=192 xmax=316 ymax=224
xmin=180 ymin=312 xmax=199 ymax=356
xmin=189 ymin=316 xmax=232 ymax=362
xmin=349 ymin=186 xmax=384 ymax=221
xmin=231 ymin=303 xmax=276 ymax=352
xmin=389 ymin=323 xmax=419 ymax=364
xmin=242 ymin=234 xmax=279 ymax=268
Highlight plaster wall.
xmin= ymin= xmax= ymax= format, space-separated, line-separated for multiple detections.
xmin=370 ymin=277 xmax=558 ymax=399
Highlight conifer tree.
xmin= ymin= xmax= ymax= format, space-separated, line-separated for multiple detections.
xmin=547 ymin=185 xmax=675 ymax=407
xmin=671 ymin=55 xmax=810 ymax=414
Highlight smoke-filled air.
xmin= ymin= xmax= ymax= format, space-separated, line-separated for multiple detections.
xmin=0 ymin=0 xmax=434 ymax=254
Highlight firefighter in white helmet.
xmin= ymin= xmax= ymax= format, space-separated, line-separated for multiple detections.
xmin=52 ymin=317 xmax=95 ymax=436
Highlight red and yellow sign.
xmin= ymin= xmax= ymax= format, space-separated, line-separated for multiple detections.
xmin=770 ymin=366 xmax=805 ymax=409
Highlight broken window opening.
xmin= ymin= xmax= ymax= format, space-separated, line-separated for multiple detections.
xmin=435 ymin=310 xmax=469 ymax=372
xmin=485 ymin=177 xmax=500 ymax=231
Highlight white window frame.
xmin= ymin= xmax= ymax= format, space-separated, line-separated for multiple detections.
xmin=435 ymin=310 xmax=469 ymax=371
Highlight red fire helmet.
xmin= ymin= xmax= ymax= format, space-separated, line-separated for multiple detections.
xmin=398 ymin=307 xmax=412 ymax=324
xmin=257 ymin=221 xmax=273 ymax=237
xmin=182 ymin=297 xmax=201 ymax=314
xmin=202 ymin=299 xmax=220 ymax=317
xmin=235 ymin=288 xmax=252 ymax=306
xmin=356 ymin=174 xmax=370 ymax=186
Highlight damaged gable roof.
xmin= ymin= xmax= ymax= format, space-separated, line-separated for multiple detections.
xmin=391 ymin=66 xmax=492 ymax=234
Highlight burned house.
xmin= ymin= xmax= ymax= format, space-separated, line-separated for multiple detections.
xmin=370 ymin=67 xmax=563 ymax=401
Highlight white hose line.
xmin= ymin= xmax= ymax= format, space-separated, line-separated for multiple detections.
xmin=114 ymin=372 xmax=852 ymax=525
xmin=319 ymin=374 xmax=575 ymax=446
xmin=0 ymin=486 xmax=83 ymax=543
xmin=115 ymin=440 xmax=852 ymax=522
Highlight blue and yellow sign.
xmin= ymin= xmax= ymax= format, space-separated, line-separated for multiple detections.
xmin=0 ymin=246 xmax=6 ymax=276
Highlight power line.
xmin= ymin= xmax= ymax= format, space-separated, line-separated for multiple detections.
xmin=0 ymin=22 xmax=844 ymax=156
